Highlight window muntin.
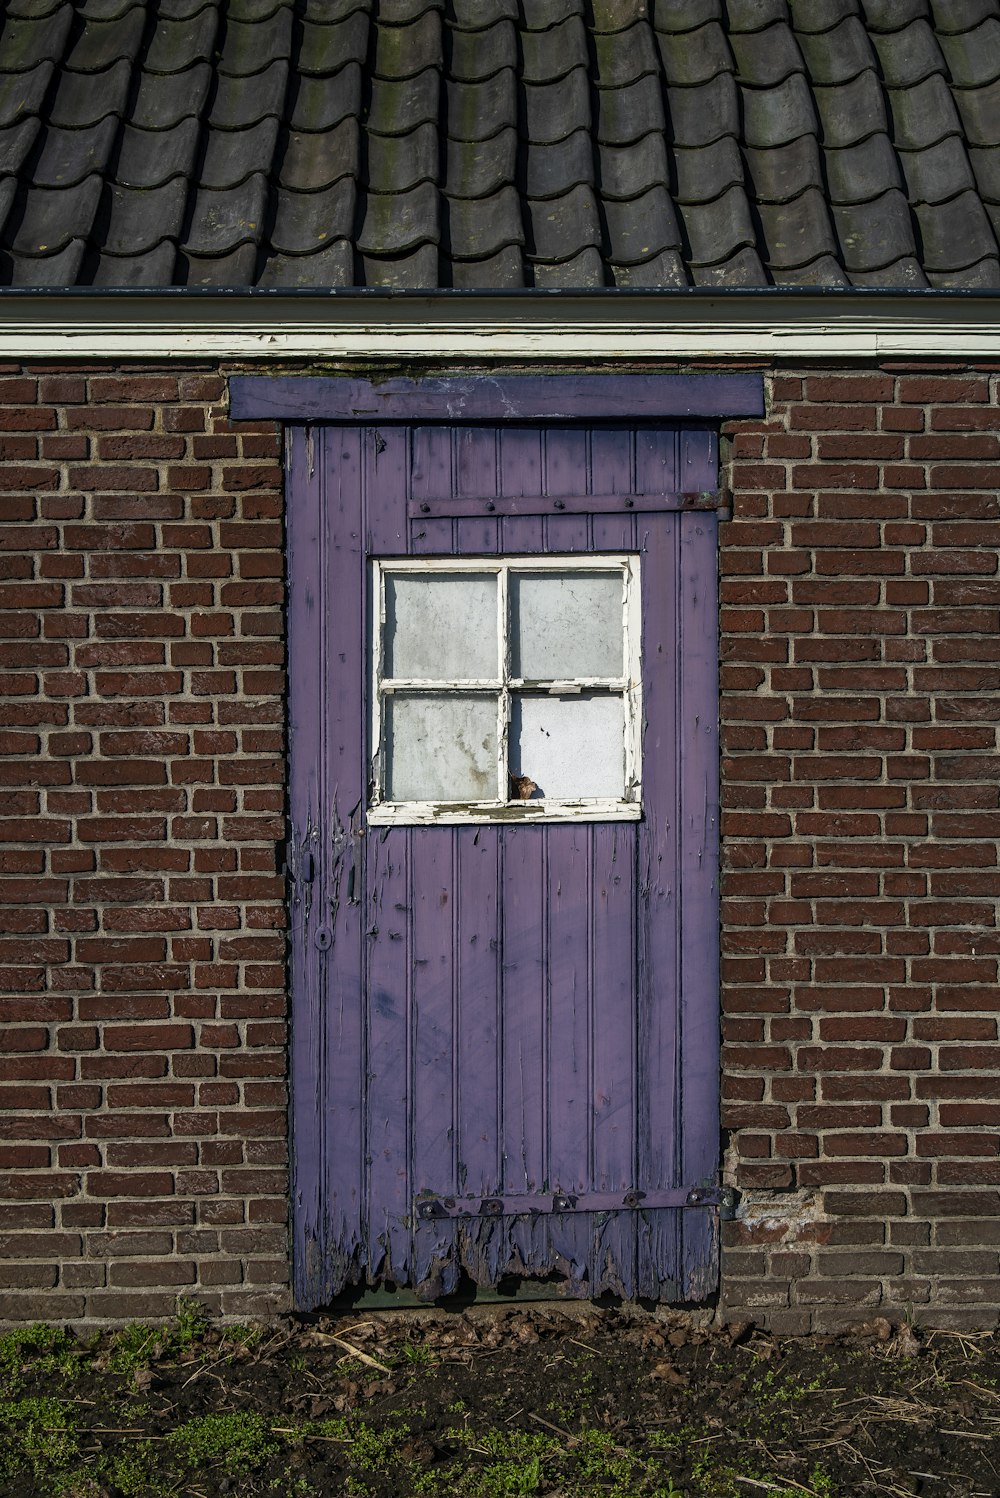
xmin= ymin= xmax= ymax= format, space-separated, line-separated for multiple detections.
xmin=368 ymin=555 xmax=641 ymax=825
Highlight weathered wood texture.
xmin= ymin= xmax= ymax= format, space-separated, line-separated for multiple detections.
xmin=288 ymin=418 xmax=720 ymax=1306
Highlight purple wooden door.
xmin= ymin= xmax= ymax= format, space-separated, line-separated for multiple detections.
xmin=287 ymin=413 xmax=721 ymax=1305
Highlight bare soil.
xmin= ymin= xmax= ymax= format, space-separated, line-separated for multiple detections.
xmin=3 ymin=1303 xmax=1000 ymax=1496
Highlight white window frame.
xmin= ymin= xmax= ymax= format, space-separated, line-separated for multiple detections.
xmin=367 ymin=554 xmax=642 ymax=825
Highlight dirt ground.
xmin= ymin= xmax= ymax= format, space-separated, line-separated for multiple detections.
xmin=3 ymin=1301 xmax=1000 ymax=1497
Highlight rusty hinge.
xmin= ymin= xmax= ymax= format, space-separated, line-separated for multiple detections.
xmin=416 ymin=1186 xmax=729 ymax=1220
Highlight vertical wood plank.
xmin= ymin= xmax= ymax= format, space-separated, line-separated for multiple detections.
xmin=636 ymin=510 xmax=683 ymax=1299
xmin=678 ymin=511 xmax=722 ymax=1298
xmin=364 ymin=425 xmax=413 ymax=1285
xmin=498 ymin=426 xmax=543 ymax=496
xmin=635 ymin=425 xmax=680 ymax=498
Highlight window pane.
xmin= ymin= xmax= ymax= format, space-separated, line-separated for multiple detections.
xmin=385 ymin=573 xmax=497 ymax=680
xmin=511 ymin=694 xmax=625 ymax=799
xmin=385 ymin=693 xmax=497 ymax=802
xmin=511 ymin=571 xmax=623 ymax=680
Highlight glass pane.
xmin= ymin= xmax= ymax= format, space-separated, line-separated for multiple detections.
xmin=511 ymin=570 xmax=623 ymax=680
xmin=384 ymin=572 xmax=497 ymax=680
xmin=511 ymin=694 xmax=625 ymax=800
xmin=385 ymin=693 xmax=497 ymax=802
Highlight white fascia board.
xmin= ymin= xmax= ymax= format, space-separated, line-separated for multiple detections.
xmin=0 ymin=290 xmax=999 ymax=360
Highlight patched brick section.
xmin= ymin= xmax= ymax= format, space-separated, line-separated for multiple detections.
xmin=0 ymin=364 xmax=289 ymax=1323
xmin=719 ymin=365 xmax=1000 ymax=1334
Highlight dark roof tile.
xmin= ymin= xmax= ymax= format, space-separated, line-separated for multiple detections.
xmin=211 ymin=61 xmax=290 ymax=128
xmin=258 ymin=239 xmax=354 ymax=285
xmin=680 ymin=183 xmax=757 ymax=264
xmin=745 ymin=136 xmax=823 ymax=204
xmin=379 ymin=0 xmax=442 ymax=22
xmin=299 ymin=0 xmax=369 ymax=17
xmin=374 ymin=14 xmax=443 ymax=80
xmin=860 ymin=0 xmax=928 ymax=28
xmin=522 ymin=19 xmax=589 ymax=84
xmin=130 ymin=62 xmax=211 ymax=130
xmin=871 ymin=21 xmax=945 ymax=89
xmin=930 ymin=0 xmax=998 ymax=32
xmin=786 ymin=0 xmax=860 ymax=33
xmin=730 ymin=24 xmax=804 ymax=89
xmin=953 ymin=80 xmax=1000 ymax=147
xmin=7 ymin=0 xmax=68 ymax=16
xmin=450 ymin=22 xmax=518 ymax=81
xmin=848 ymin=254 xmax=927 ymax=285
xmin=0 ymin=62 xmax=55 ymax=129
xmin=593 ymin=24 xmax=660 ymax=88
xmin=824 ymin=132 xmax=904 ymax=203
xmin=449 ymin=0 xmax=519 ymax=28
xmin=102 ymin=178 xmax=189 ymax=254
xmin=272 ymin=178 xmax=357 ymax=253
xmin=447 ymin=130 xmax=518 ymax=198
xmin=280 ymin=120 xmax=359 ymax=192
xmin=532 ymin=245 xmax=604 ymax=284
xmin=10 ymin=175 xmax=103 ymax=254
xmin=796 ymin=17 xmax=874 ymax=85
xmin=915 ymin=188 xmax=998 ymax=268
xmin=51 ymin=59 xmax=132 ymax=127
xmin=888 ymin=75 xmax=962 ymax=149
xmin=156 ymin=0 xmax=223 ymax=17
xmin=299 ymin=13 xmax=369 ymax=74
xmin=832 ymin=187 xmax=917 ymax=270
xmin=612 ymin=246 xmax=687 ymax=285
xmin=369 ymin=123 xmax=437 ymax=193
xmin=651 ymin=0 xmax=722 ymax=31
xmin=599 ymin=133 xmax=669 ymax=200
xmin=725 ymin=0 xmax=788 ymax=31
xmin=742 ymin=73 xmax=819 ymax=148
xmin=597 ymin=73 xmax=665 ymax=144
xmin=180 ymin=240 xmax=260 ymax=284
xmin=666 ymin=75 xmax=739 ymax=146
xmin=757 ymin=186 xmax=837 ymax=267
xmin=672 ymin=135 xmax=744 ymax=203
xmin=0 ymin=177 xmax=20 ymax=239
xmin=9 ymin=236 xmax=86 ymax=283
xmin=91 ymin=241 xmax=179 ymax=285
xmin=690 ymin=243 xmax=767 ymax=284
xmin=927 ymin=256 xmax=1000 ymax=287
xmin=524 ymin=131 xmax=594 ymax=199
xmin=368 ymin=70 xmax=440 ymax=135
xmin=451 ymin=243 xmax=524 ymax=286
xmin=814 ymin=70 xmax=888 ymax=146
xmin=448 ymin=71 xmax=515 ymax=141
xmin=900 ymin=135 xmax=975 ymax=203
xmin=66 ymin=11 xmax=146 ymax=72
xmin=526 ymin=182 xmax=601 ymax=261
xmin=589 ymin=0 xmax=647 ymax=34
xmin=290 ymin=66 xmax=362 ymax=132
xmin=0 ymin=118 xmax=40 ymax=176
xmin=361 ymin=241 xmax=439 ymax=286
xmin=968 ymin=143 xmax=1000 ymax=201
xmin=358 ymin=181 xmax=438 ymax=253
xmin=655 ymin=23 xmax=733 ymax=87
xmin=183 ymin=175 xmax=269 ymax=255
xmin=1 ymin=8 xmax=73 ymax=73
xmin=447 ymin=185 xmax=522 ymax=257
xmin=201 ymin=118 xmax=280 ymax=189
xmin=34 ymin=119 xmax=119 ymax=189
xmin=939 ymin=20 xmax=1000 ymax=89
xmin=524 ymin=71 xmax=591 ymax=145
xmin=219 ymin=13 xmax=294 ymax=76
xmin=116 ymin=120 xmax=201 ymax=188
xmin=603 ymin=183 xmax=681 ymax=263
xmin=145 ymin=9 xmax=220 ymax=74
xmin=774 ymin=252 xmax=849 ymax=285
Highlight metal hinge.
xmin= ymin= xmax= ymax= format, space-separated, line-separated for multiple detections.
xmin=416 ymin=1185 xmax=730 ymax=1220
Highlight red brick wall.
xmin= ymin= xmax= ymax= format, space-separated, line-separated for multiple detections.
xmin=0 ymin=364 xmax=289 ymax=1323
xmin=719 ymin=365 xmax=1000 ymax=1332
xmin=3 ymin=358 xmax=1000 ymax=1330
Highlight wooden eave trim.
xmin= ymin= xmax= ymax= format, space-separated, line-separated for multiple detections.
xmin=0 ymin=291 xmax=999 ymax=360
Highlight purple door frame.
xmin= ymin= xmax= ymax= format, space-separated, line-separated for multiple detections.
xmin=232 ymin=374 xmax=765 ymax=1307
